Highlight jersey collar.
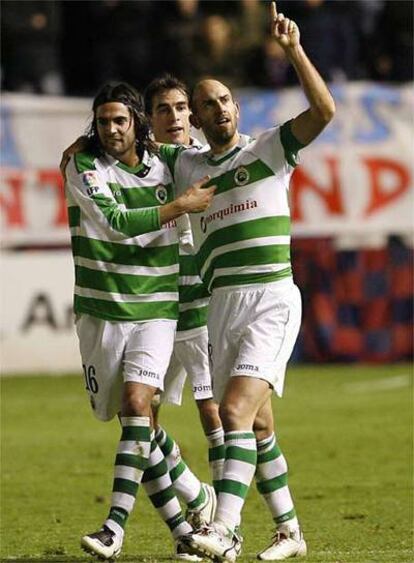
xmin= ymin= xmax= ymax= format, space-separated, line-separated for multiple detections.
xmin=205 ymin=134 xmax=251 ymax=166
xmin=104 ymin=150 xmax=153 ymax=176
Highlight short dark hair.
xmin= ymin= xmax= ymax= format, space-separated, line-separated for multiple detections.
xmin=86 ymin=81 xmax=157 ymax=158
xmin=144 ymin=74 xmax=190 ymax=115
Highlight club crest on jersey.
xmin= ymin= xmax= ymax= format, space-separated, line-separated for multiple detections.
xmin=155 ymin=185 xmax=168 ymax=204
xmin=234 ymin=166 xmax=250 ymax=186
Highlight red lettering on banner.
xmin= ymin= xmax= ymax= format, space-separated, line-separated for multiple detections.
xmin=37 ymin=170 xmax=68 ymax=226
xmin=363 ymin=158 xmax=410 ymax=215
xmin=0 ymin=171 xmax=25 ymax=226
xmin=290 ymin=157 xmax=344 ymax=221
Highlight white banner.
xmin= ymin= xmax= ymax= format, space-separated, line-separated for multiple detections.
xmin=0 ymin=251 xmax=80 ymax=373
xmin=1 ymin=84 xmax=413 ymax=247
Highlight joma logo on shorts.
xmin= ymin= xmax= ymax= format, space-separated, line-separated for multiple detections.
xmin=193 ymin=384 xmax=212 ymax=393
xmin=237 ymin=363 xmax=259 ymax=372
xmin=137 ymin=368 xmax=158 ymax=379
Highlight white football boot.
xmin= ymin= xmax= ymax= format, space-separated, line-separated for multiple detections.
xmin=257 ymin=525 xmax=307 ymax=560
xmin=184 ymin=522 xmax=242 ymax=562
xmin=81 ymin=525 xmax=123 ymax=561
xmin=186 ymin=483 xmax=217 ymax=529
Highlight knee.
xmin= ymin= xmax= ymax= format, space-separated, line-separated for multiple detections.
xmin=219 ymin=400 xmax=246 ymax=430
xmin=122 ymin=388 xmax=151 ymax=417
xmin=197 ymin=399 xmax=221 ymax=431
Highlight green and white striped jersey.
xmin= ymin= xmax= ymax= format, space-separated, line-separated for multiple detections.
xmin=175 ymin=136 xmax=210 ymax=336
xmin=160 ymin=121 xmax=303 ymax=292
xmin=177 ymin=249 xmax=210 ymax=336
xmin=65 ymin=150 xmax=179 ymax=322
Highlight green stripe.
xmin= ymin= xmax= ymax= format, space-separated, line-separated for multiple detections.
xmin=166 ymin=512 xmax=186 ymax=531
xmin=203 ymin=245 xmax=290 ymax=289
xmin=226 ymin=445 xmax=257 ymax=465
xmin=187 ymin=485 xmax=205 ymax=510
xmin=218 ymin=478 xmax=249 ymax=499
xmin=72 ymin=236 xmax=178 ymax=267
xmin=179 ymin=284 xmax=209 ymax=304
xmin=121 ymin=425 xmax=151 ymax=442
xmin=257 ymin=447 xmax=282 ymax=465
xmin=201 ymin=158 xmax=274 ymax=196
xmin=208 ymin=445 xmax=225 ymax=462
xmin=210 ymin=268 xmax=292 ymax=291
xmin=158 ymin=433 xmax=174 ymax=457
xmin=256 ymin=473 xmax=288 ymax=494
xmin=197 ymin=216 xmax=290 ymax=270
xmin=91 ymin=194 xmax=160 ymax=236
xmin=170 ymin=462 xmax=186 ymax=483
xmin=113 ymin=477 xmax=139 ymax=496
xmin=74 ymin=151 xmax=96 ymax=173
xmin=148 ymin=485 xmax=176 ymax=508
xmin=275 ymin=508 xmax=297 ymax=525
xmin=179 ymin=254 xmax=202 ymax=276
xmin=280 ymin=120 xmax=304 ymax=168
xmin=75 ymin=265 xmax=178 ymax=295
xmin=108 ymin=182 xmax=173 ymax=208
xmin=115 ymin=453 xmax=148 ymax=472
xmin=177 ymin=306 xmax=207 ymax=332
xmin=142 ymin=459 xmax=167 ymax=483
xmin=159 ymin=144 xmax=185 ymax=178
xmin=74 ymin=295 xmax=178 ymax=322
xmin=68 ymin=206 xmax=80 ymax=228
xmin=108 ymin=507 xmax=128 ymax=528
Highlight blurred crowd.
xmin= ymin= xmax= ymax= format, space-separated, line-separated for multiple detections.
xmin=1 ymin=0 xmax=413 ymax=97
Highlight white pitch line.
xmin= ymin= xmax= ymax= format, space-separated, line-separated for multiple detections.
xmin=343 ymin=374 xmax=412 ymax=393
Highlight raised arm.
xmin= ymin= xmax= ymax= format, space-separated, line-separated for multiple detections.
xmin=270 ymin=1 xmax=335 ymax=146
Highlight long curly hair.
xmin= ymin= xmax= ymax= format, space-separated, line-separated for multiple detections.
xmin=86 ymin=82 xmax=158 ymax=159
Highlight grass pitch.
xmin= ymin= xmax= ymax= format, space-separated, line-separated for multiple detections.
xmin=1 ymin=365 xmax=412 ymax=562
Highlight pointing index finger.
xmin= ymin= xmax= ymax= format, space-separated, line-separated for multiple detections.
xmin=271 ymin=1 xmax=277 ymax=20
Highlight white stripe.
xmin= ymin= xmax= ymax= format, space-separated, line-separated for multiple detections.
xmin=179 ymin=297 xmax=210 ymax=312
xmin=74 ymin=255 xmax=179 ymax=276
xmin=143 ymin=473 xmax=171 ymax=495
xmin=114 ymin=465 xmax=142 ymax=482
xmin=209 ymin=262 xmax=290 ymax=284
xmin=265 ymin=486 xmax=294 ymax=517
xmin=111 ymin=492 xmax=135 ymax=513
xmin=179 ymin=275 xmax=202 ymax=285
xmin=117 ymin=440 xmax=148 ymax=455
xmin=226 ymin=459 xmax=257 ymax=486
xmin=258 ymin=458 xmax=287 ymax=480
xmin=200 ymin=236 xmax=290 ymax=278
xmin=75 ymin=285 xmax=178 ymax=303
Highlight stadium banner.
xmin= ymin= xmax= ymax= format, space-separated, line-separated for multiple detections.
xmin=1 ymin=83 xmax=413 ymax=247
xmin=1 ymin=251 xmax=80 ymax=374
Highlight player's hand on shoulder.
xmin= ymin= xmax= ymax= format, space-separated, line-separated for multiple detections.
xmin=270 ymin=1 xmax=300 ymax=49
xmin=59 ymin=135 xmax=89 ymax=180
xmin=180 ymin=176 xmax=216 ymax=213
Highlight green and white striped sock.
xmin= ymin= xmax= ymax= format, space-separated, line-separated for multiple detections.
xmin=105 ymin=416 xmax=151 ymax=535
xmin=215 ymin=431 xmax=257 ymax=531
xmin=142 ymin=435 xmax=192 ymax=539
xmin=256 ymin=433 xmax=298 ymax=529
xmin=206 ymin=426 xmax=225 ymax=494
xmin=155 ymin=426 xmax=205 ymax=508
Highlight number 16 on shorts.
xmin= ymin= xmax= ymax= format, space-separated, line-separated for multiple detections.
xmin=83 ymin=364 xmax=99 ymax=393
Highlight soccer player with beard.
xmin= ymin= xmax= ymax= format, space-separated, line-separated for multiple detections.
xmin=63 ymin=81 xmax=215 ymax=561
xmin=160 ymin=3 xmax=335 ymax=560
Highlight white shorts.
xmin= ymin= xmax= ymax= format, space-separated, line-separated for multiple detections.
xmin=207 ymin=280 xmax=301 ymax=403
xmin=161 ymin=327 xmax=213 ymax=406
xmin=75 ymin=314 xmax=176 ymax=421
